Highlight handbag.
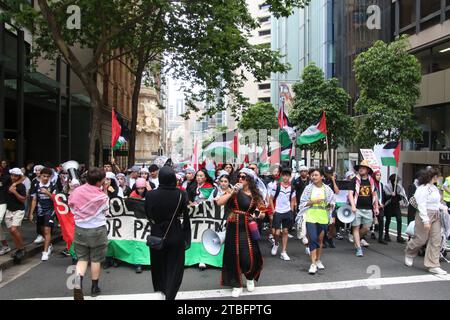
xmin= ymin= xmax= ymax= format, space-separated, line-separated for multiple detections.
xmin=147 ymin=192 xmax=182 ymax=250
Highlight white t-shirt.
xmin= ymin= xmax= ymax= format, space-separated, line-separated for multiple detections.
xmin=271 ymin=183 xmax=296 ymax=214
xmin=150 ymin=177 xmax=159 ymax=188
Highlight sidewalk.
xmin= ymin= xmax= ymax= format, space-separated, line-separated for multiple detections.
xmin=0 ymin=218 xmax=62 ymax=271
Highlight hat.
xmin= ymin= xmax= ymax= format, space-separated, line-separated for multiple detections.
xmin=135 ymin=178 xmax=146 ymax=188
xmin=33 ymin=165 xmax=44 ymax=173
xmin=140 ymin=167 xmax=150 ymax=174
xmin=299 ymin=165 xmax=308 ymax=172
xmin=323 ymin=166 xmax=334 ymax=174
xmin=183 ymin=165 xmax=196 ymax=174
xmin=128 ymin=165 xmax=140 ymax=173
xmin=354 ymin=160 xmax=373 ymax=174
xmin=105 ymin=172 xmax=116 ymax=180
xmin=9 ymin=168 xmax=23 ymax=176
xmin=116 ymin=173 xmax=125 ymax=179
xmin=345 ymin=170 xmax=356 ymax=180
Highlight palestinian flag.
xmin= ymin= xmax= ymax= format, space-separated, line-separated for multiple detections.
xmin=297 ymin=111 xmax=327 ymax=145
xmin=198 ymin=182 xmax=214 ymax=200
xmin=202 ymin=130 xmax=238 ymax=160
xmin=380 ymin=141 xmax=400 ymax=167
xmin=279 ymin=129 xmax=292 ymax=162
xmin=111 ymin=109 xmax=130 ymax=150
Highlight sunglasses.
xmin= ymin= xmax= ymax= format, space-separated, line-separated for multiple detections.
xmin=238 ymin=175 xmax=248 ymax=180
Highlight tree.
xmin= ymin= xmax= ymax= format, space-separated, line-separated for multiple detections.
xmin=2 ymin=0 xmax=311 ymax=167
xmin=353 ymin=36 xmax=422 ymax=148
xmin=290 ymin=64 xmax=354 ymax=153
xmin=202 ymin=125 xmax=228 ymax=150
xmin=238 ymin=102 xmax=278 ymax=131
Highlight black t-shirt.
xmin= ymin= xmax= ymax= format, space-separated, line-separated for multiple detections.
xmin=6 ymin=182 xmax=26 ymax=211
xmin=350 ymin=177 xmax=373 ymax=210
xmin=292 ymin=177 xmax=309 ymax=205
xmin=0 ymin=174 xmax=10 ymax=204
xmin=31 ymin=182 xmax=56 ymax=216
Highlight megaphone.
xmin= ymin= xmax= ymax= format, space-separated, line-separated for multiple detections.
xmin=406 ymin=221 xmax=415 ymax=236
xmin=202 ymin=229 xmax=226 ymax=256
xmin=337 ymin=204 xmax=356 ymax=224
xmin=62 ymin=160 xmax=80 ymax=187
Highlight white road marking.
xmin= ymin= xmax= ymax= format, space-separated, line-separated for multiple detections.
xmin=22 ymin=274 xmax=450 ymax=300
xmin=0 ymin=257 xmax=42 ymax=289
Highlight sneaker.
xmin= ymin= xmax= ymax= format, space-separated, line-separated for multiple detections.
xmin=384 ymin=234 xmax=391 ymax=242
xmin=288 ymin=233 xmax=294 ymax=239
xmin=308 ymin=263 xmax=317 ymax=274
xmin=397 ymin=237 xmax=406 ymax=244
xmin=305 ymin=247 xmax=311 ymax=255
xmin=199 ymin=263 xmax=206 ymax=270
xmin=61 ymin=248 xmax=71 ymax=257
xmin=336 ymin=233 xmax=344 ymax=240
xmin=246 ymin=280 xmax=255 ymax=292
xmin=271 ymin=244 xmax=279 ymax=256
xmin=370 ymin=232 xmax=376 ymax=240
xmin=361 ymin=239 xmax=370 ymax=247
xmin=280 ymin=251 xmax=291 ymax=261
xmin=405 ymin=255 xmax=414 ymax=267
xmin=429 ymin=267 xmax=447 ymax=275
xmin=41 ymin=251 xmax=49 ymax=261
xmin=0 ymin=246 xmax=11 ymax=256
xmin=91 ymin=285 xmax=101 ymax=297
xmin=34 ymin=235 xmax=44 ymax=244
xmin=327 ymin=240 xmax=336 ymax=248
xmin=268 ymin=234 xmax=275 ymax=245
xmin=13 ymin=249 xmax=25 ymax=264
xmin=302 ymin=237 xmax=309 ymax=245
xmin=231 ymin=287 xmax=243 ymax=298
xmin=316 ymin=260 xmax=325 ymax=270
xmin=348 ymin=234 xmax=354 ymax=243
xmin=135 ymin=265 xmax=143 ymax=273
xmin=356 ymin=247 xmax=364 ymax=257
xmin=47 ymin=244 xmax=53 ymax=255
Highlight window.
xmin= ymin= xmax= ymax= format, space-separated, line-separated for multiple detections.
xmin=432 ymin=42 xmax=450 ymax=72
xmin=415 ymin=48 xmax=432 ymax=74
xmin=399 ymin=0 xmax=416 ymax=29
xmin=258 ymin=16 xmax=270 ymax=24
xmin=258 ymin=29 xmax=271 ymax=36
xmin=259 ymin=4 xmax=271 ymax=11
xmin=421 ymin=0 xmax=441 ymax=18
xmin=258 ymin=83 xmax=270 ymax=90
xmin=258 ymin=97 xmax=271 ymax=103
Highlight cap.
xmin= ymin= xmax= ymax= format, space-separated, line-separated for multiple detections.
xmin=105 ymin=172 xmax=116 ymax=180
xmin=299 ymin=165 xmax=308 ymax=172
xmin=9 ymin=168 xmax=23 ymax=176
xmin=33 ymin=165 xmax=44 ymax=173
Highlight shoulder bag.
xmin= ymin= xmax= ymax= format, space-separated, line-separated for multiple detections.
xmin=146 ymin=192 xmax=182 ymax=250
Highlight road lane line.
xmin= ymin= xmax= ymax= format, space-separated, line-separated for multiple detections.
xmin=22 ymin=274 xmax=450 ymax=300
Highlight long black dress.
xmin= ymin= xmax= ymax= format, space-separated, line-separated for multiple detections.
xmin=221 ymin=191 xmax=265 ymax=288
xmin=144 ymin=167 xmax=191 ymax=300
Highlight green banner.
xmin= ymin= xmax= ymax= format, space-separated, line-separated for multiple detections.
xmin=105 ymin=198 xmax=225 ymax=267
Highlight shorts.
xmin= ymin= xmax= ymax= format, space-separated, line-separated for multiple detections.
xmin=306 ymin=222 xmax=328 ymax=252
xmin=0 ymin=204 xmax=6 ymax=240
xmin=74 ymin=225 xmax=108 ymax=263
xmin=37 ymin=212 xmax=55 ymax=228
xmin=273 ymin=211 xmax=293 ymax=230
xmin=351 ymin=209 xmax=373 ymax=227
xmin=5 ymin=210 xmax=25 ymax=229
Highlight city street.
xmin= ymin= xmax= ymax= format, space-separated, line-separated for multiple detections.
xmin=1 ymin=231 xmax=450 ymax=300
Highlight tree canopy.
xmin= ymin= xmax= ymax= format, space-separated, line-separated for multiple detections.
xmin=353 ymin=36 xmax=422 ymax=147
xmin=290 ymin=64 xmax=354 ymax=153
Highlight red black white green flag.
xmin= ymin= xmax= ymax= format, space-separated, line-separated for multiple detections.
xmin=111 ymin=109 xmax=130 ymax=150
xmin=380 ymin=141 xmax=400 ymax=167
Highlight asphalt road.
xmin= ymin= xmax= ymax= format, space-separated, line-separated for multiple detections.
xmin=1 ymin=230 xmax=450 ymax=300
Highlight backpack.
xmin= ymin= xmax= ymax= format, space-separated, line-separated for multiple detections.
xmin=273 ymin=182 xmax=293 ymax=209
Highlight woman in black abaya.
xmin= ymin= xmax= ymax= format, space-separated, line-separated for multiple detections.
xmin=144 ymin=166 xmax=191 ymax=300
xmin=215 ymin=168 xmax=267 ymax=298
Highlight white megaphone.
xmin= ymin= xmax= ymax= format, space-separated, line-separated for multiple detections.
xmin=202 ymin=229 xmax=226 ymax=256
xmin=337 ymin=204 xmax=356 ymax=224
xmin=62 ymin=160 xmax=80 ymax=187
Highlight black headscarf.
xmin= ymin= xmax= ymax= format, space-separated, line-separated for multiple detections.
xmin=158 ymin=166 xmax=177 ymax=189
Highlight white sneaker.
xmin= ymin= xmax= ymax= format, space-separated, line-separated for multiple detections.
xmin=316 ymin=260 xmax=325 ymax=270
xmin=41 ymin=251 xmax=49 ymax=261
xmin=405 ymin=256 xmax=414 ymax=267
xmin=288 ymin=234 xmax=294 ymax=239
xmin=280 ymin=251 xmax=291 ymax=261
xmin=0 ymin=246 xmax=11 ymax=256
xmin=268 ymin=234 xmax=275 ymax=245
xmin=429 ymin=267 xmax=447 ymax=275
xmin=308 ymin=263 xmax=317 ymax=274
xmin=34 ymin=235 xmax=44 ymax=244
xmin=361 ymin=239 xmax=370 ymax=247
xmin=47 ymin=244 xmax=53 ymax=255
xmin=302 ymin=237 xmax=309 ymax=245
xmin=231 ymin=287 xmax=243 ymax=298
xmin=348 ymin=234 xmax=354 ymax=243
xmin=271 ymin=244 xmax=279 ymax=256
xmin=199 ymin=263 xmax=206 ymax=269
xmin=305 ymin=247 xmax=310 ymax=255
xmin=246 ymin=280 xmax=255 ymax=292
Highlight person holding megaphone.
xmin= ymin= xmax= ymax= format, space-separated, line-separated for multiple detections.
xmin=215 ymin=168 xmax=268 ymax=298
